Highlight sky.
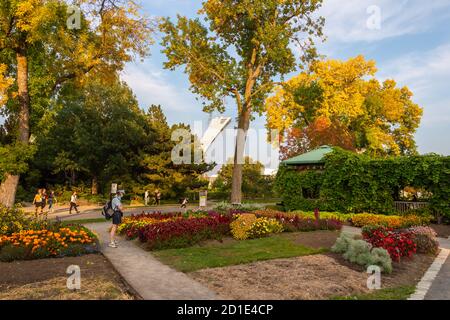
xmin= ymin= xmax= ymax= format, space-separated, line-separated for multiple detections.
xmin=121 ymin=0 xmax=450 ymax=166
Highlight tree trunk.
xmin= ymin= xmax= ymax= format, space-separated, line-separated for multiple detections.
xmin=0 ymin=175 xmax=20 ymax=207
xmin=91 ymin=176 xmax=98 ymax=195
xmin=0 ymin=50 xmax=30 ymax=207
xmin=230 ymin=107 xmax=251 ymax=204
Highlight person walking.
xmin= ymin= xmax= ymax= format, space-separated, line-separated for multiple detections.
xmin=41 ymin=188 xmax=48 ymax=213
xmin=32 ymin=189 xmax=43 ymax=218
xmin=180 ymin=197 xmax=188 ymax=209
xmin=109 ymin=190 xmax=124 ymax=248
xmin=144 ymin=190 xmax=149 ymax=206
xmin=69 ymin=191 xmax=80 ymax=214
xmin=154 ymin=189 xmax=161 ymax=206
xmin=48 ymin=191 xmax=57 ymax=214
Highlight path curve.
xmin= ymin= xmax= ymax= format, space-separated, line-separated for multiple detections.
xmin=85 ymin=222 xmax=218 ymax=300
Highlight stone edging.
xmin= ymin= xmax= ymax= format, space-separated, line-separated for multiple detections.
xmin=408 ymin=248 xmax=450 ymax=300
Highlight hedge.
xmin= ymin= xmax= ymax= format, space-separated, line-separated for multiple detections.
xmin=275 ymin=148 xmax=450 ymax=219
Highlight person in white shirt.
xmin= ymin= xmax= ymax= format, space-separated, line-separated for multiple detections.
xmin=144 ymin=190 xmax=149 ymax=206
xmin=69 ymin=191 xmax=79 ymax=214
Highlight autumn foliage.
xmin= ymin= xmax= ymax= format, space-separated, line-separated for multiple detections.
xmin=266 ymin=56 xmax=423 ymax=159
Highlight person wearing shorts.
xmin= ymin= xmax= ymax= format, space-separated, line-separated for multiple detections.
xmin=32 ymin=189 xmax=43 ymax=218
xmin=109 ymin=190 xmax=124 ymax=248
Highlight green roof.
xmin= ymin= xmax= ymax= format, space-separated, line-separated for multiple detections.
xmin=282 ymin=146 xmax=333 ymax=166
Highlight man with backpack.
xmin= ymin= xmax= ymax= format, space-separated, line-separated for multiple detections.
xmin=108 ymin=190 xmax=124 ymax=248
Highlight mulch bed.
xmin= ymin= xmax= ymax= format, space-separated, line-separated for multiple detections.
xmin=190 ymin=254 xmax=371 ymax=300
xmin=189 ymin=230 xmax=437 ymax=300
xmin=293 ymin=230 xmax=340 ymax=249
xmin=0 ymin=254 xmax=137 ymax=300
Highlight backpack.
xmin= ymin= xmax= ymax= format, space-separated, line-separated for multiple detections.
xmin=101 ymin=201 xmax=114 ymax=220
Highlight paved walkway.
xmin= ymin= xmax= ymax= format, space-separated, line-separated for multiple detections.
xmin=423 ymin=238 xmax=450 ymax=300
xmin=425 ymin=253 xmax=450 ymax=300
xmin=85 ymin=222 xmax=218 ymax=300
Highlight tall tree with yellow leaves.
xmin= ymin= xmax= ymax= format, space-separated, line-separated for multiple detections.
xmin=160 ymin=0 xmax=325 ymax=204
xmin=0 ymin=0 xmax=154 ymax=206
xmin=265 ymin=56 xmax=423 ymax=158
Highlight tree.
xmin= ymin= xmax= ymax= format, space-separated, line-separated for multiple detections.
xmin=160 ymin=0 xmax=324 ymax=203
xmin=0 ymin=0 xmax=154 ymax=206
xmin=212 ymin=156 xmax=272 ymax=198
xmin=35 ymin=77 xmax=153 ymax=195
xmin=140 ymin=105 xmax=213 ymax=199
xmin=266 ymin=56 xmax=423 ymax=158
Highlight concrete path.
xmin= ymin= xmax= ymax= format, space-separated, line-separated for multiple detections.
xmin=85 ymin=222 xmax=218 ymax=300
xmin=57 ymin=204 xmax=200 ymax=222
xmin=424 ymin=251 xmax=450 ymax=300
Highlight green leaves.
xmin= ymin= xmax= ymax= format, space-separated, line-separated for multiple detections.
xmin=160 ymin=0 xmax=324 ymax=113
xmin=0 ymin=142 xmax=35 ymax=182
xmin=277 ymin=148 xmax=450 ymax=218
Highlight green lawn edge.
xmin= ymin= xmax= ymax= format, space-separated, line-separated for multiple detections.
xmin=152 ymin=233 xmax=327 ymax=273
xmin=331 ymin=286 xmax=416 ymax=300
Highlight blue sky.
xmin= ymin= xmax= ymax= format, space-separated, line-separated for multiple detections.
xmin=124 ymin=0 xmax=450 ymax=160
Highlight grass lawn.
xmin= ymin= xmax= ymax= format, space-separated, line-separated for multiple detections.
xmin=331 ymin=286 xmax=416 ymax=300
xmin=152 ymin=233 xmax=326 ymax=272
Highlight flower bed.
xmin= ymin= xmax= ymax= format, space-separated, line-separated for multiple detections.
xmin=230 ymin=214 xmax=283 ymax=240
xmin=0 ymin=205 xmax=31 ymax=235
xmin=137 ymin=214 xmax=232 ymax=250
xmin=292 ymin=210 xmax=354 ymax=222
xmin=254 ymin=210 xmax=343 ymax=232
xmin=352 ymin=214 xmax=430 ymax=229
xmin=0 ymin=225 xmax=98 ymax=262
xmin=118 ymin=213 xmax=180 ymax=239
xmin=408 ymin=226 xmax=439 ymax=255
xmin=362 ymin=226 xmax=417 ymax=262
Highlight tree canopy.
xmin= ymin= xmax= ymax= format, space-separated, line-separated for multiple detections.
xmin=0 ymin=0 xmax=154 ymax=206
xmin=265 ymin=56 xmax=423 ymax=159
xmin=160 ymin=0 xmax=325 ymax=203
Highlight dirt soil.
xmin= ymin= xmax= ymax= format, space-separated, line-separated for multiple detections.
xmin=293 ymin=231 xmax=340 ymax=249
xmin=430 ymin=224 xmax=450 ymax=238
xmin=0 ymin=254 xmax=136 ymax=300
xmin=190 ymin=254 xmax=371 ymax=300
xmin=190 ymin=252 xmax=436 ymax=300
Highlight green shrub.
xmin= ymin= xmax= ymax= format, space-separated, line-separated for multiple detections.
xmin=276 ymin=148 xmax=450 ymax=218
xmin=332 ymin=234 xmax=392 ymax=273
xmin=331 ymin=233 xmax=354 ymax=254
xmin=371 ymin=248 xmax=393 ymax=274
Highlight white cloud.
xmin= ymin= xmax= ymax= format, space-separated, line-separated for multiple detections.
xmin=121 ymin=62 xmax=198 ymax=113
xmin=319 ymin=0 xmax=450 ymax=43
xmin=377 ymin=44 xmax=450 ymax=124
